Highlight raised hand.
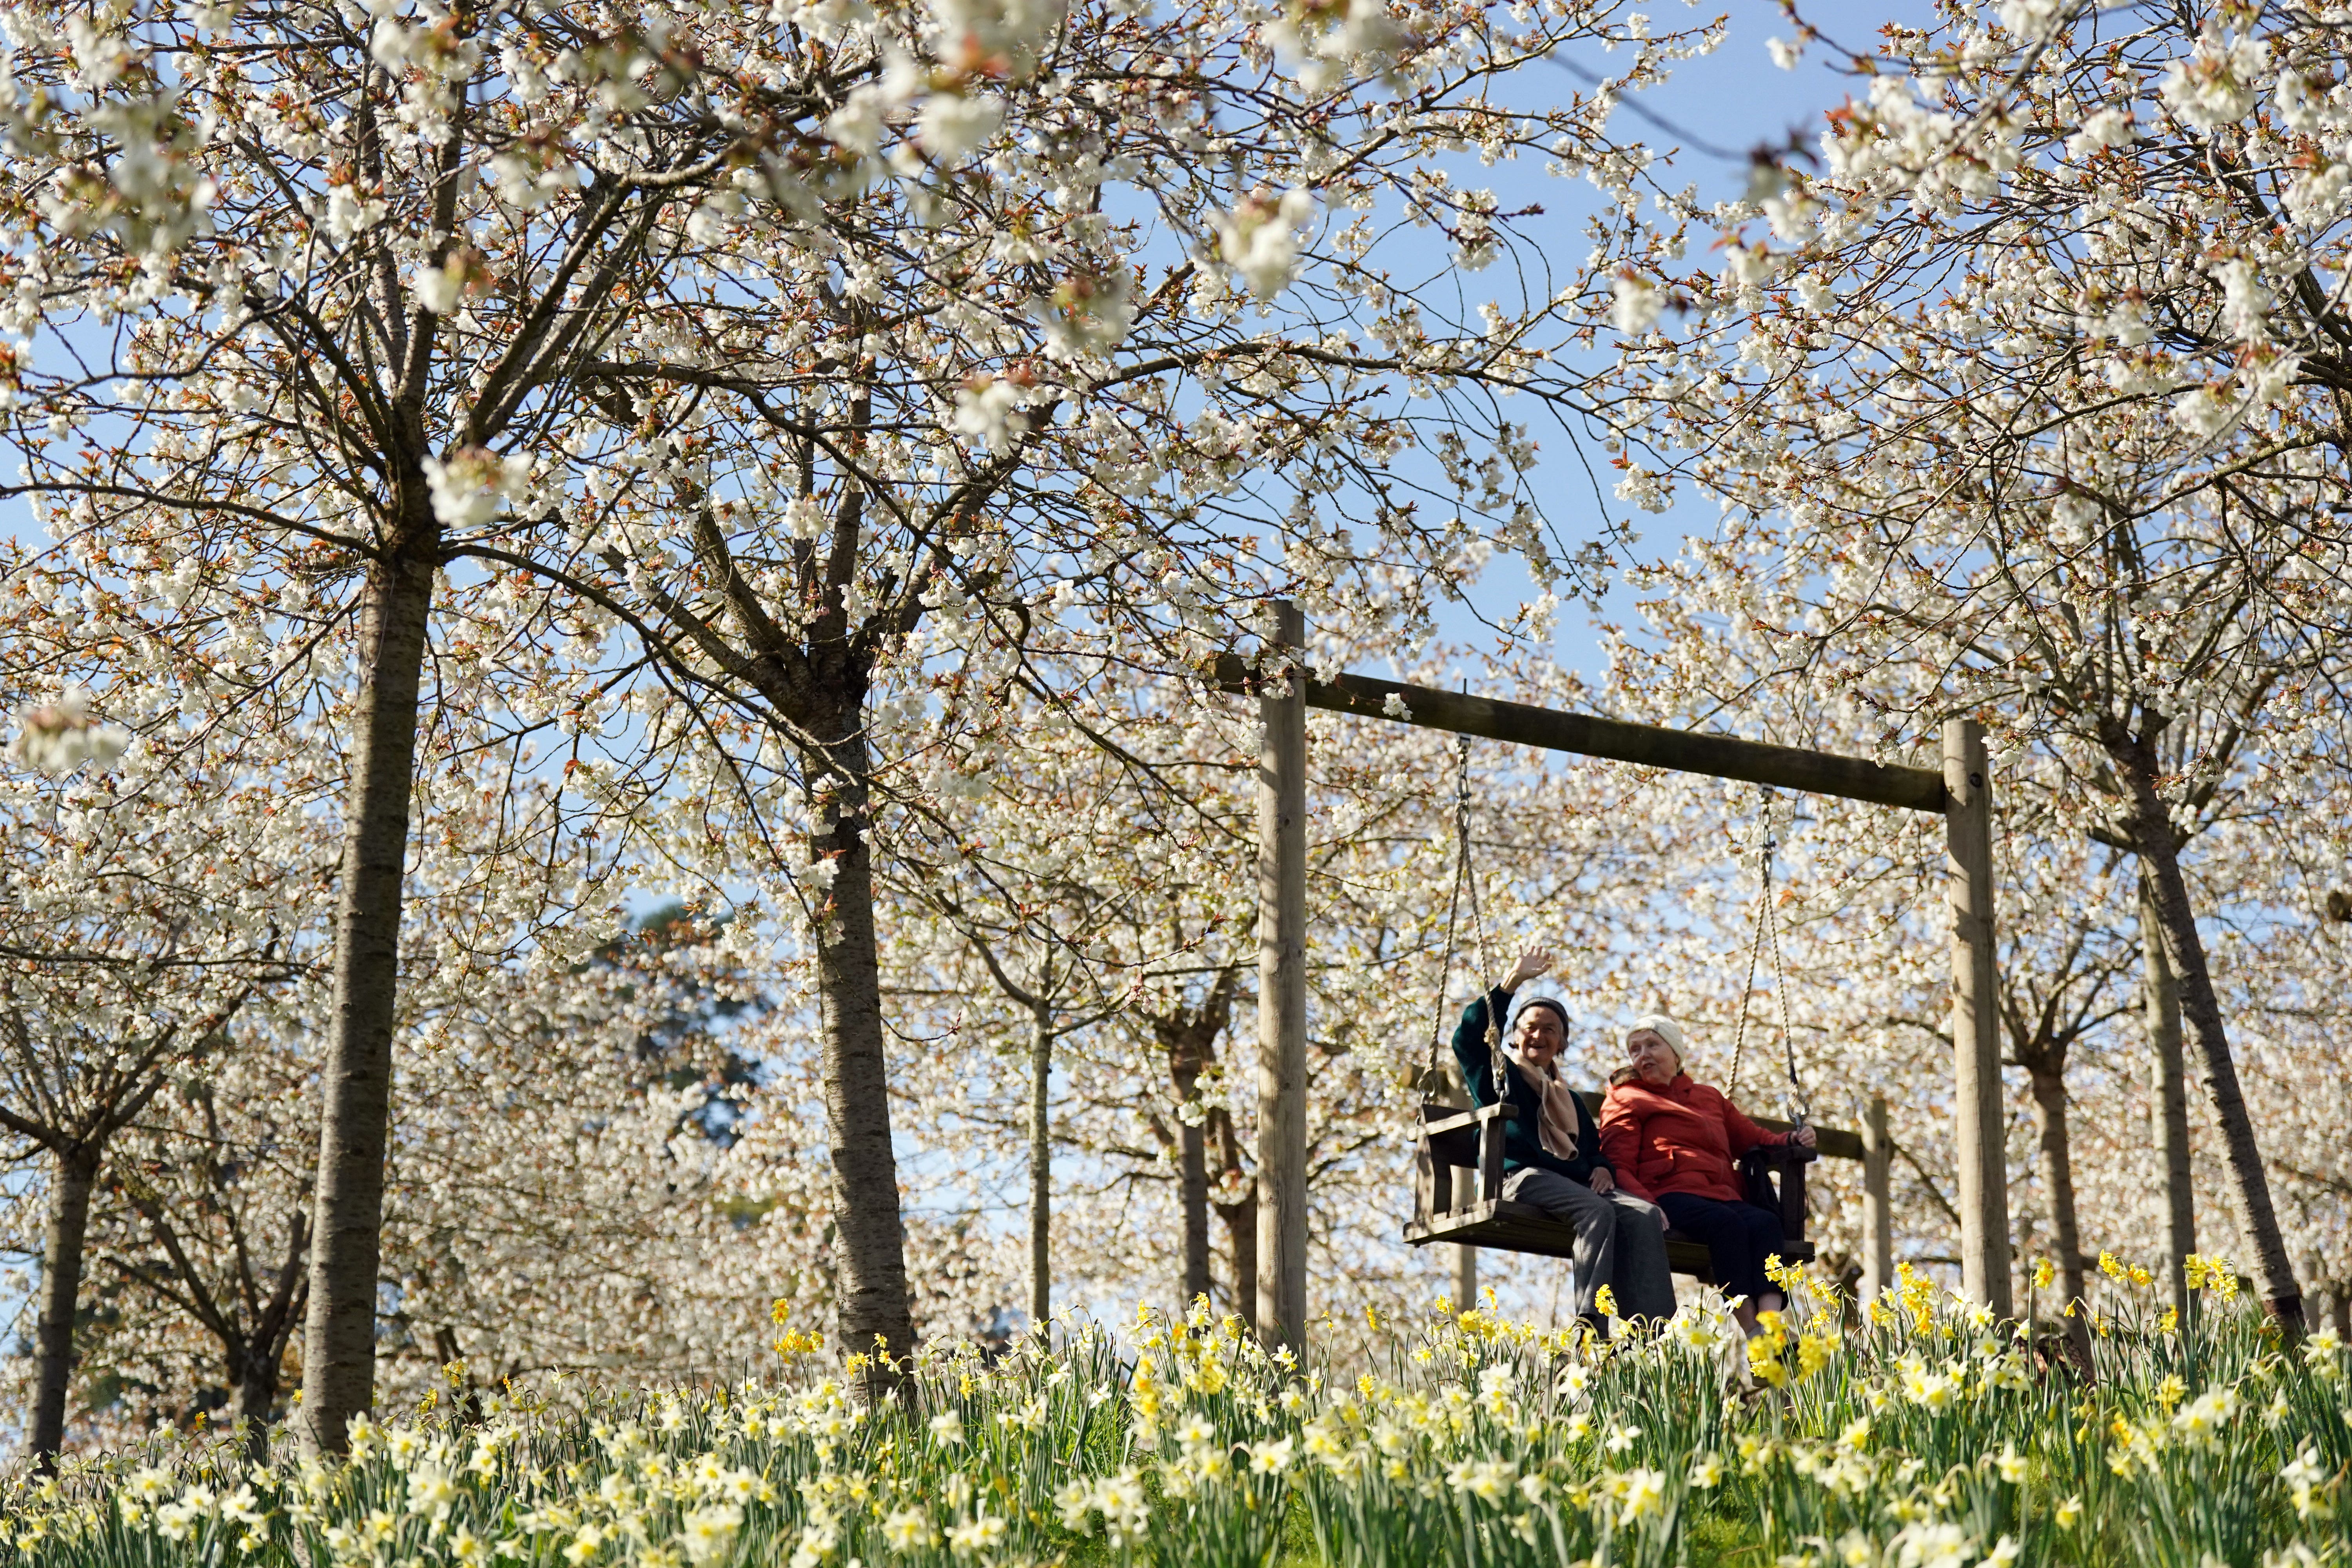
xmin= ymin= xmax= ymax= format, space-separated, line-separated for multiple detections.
xmin=1503 ymin=946 xmax=1556 ymax=991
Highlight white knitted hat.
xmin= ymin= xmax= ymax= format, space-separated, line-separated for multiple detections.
xmin=1626 ymin=1014 xmax=1688 ymax=1067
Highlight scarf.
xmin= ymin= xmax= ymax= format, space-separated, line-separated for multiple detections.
xmin=1504 ymin=1042 xmax=1584 ymax=1162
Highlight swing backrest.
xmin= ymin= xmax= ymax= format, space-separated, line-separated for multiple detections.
xmin=1417 ymin=1096 xmax=1814 ymax=1238
xmin=1406 ymin=1096 xmax=1822 ymax=1274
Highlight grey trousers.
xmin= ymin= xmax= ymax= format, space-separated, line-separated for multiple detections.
xmin=1503 ymin=1167 xmax=1677 ymax=1323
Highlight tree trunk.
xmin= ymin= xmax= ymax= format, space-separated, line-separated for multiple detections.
xmin=1028 ymin=1001 xmax=1052 ymax=1332
xmin=1209 ymin=1103 xmax=1257 ymax=1332
xmin=1169 ymin=1030 xmax=1212 ymax=1308
xmin=1212 ymin=1183 xmax=1258 ymax=1335
xmin=1158 ymin=975 xmax=1238 ymax=1313
xmin=230 ymin=1337 xmax=278 ymax=1458
xmin=1176 ymin=1109 xmax=1210 ymax=1309
xmin=299 ymin=525 xmax=439 ymax=1455
xmin=232 ymin=1220 xmax=309 ymax=1463
xmin=2110 ymin=729 xmax=2302 ymax=1330
xmin=29 ymin=1143 xmax=100 ymax=1467
xmin=1862 ymin=1094 xmax=1894 ymax=1305
xmin=2140 ymin=877 xmax=2196 ymax=1318
xmin=1176 ymin=1105 xmax=1214 ymax=1316
xmin=2025 ymin=1065 xmax=2092 ymax=1364
xmin=802 ymin=688 xmax=914 ymax=1397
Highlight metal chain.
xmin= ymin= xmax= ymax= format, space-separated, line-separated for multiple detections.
xmin=1726 ymin=791 xmax=1810 ymax=1123
xmin=1424 ymin=727 xmax=1503 ymax=1100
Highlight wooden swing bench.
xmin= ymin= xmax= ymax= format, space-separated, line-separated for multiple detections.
xmin=1404 ymin=1096 xmax=1860 ymax=1285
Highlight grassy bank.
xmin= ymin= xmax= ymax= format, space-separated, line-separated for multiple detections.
xmin=3 ymin=1262 xmax=2344 ymax=1568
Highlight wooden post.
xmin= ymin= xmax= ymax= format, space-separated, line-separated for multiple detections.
xmin=1256 ymin=601 xmax=1310 ymax=1354
xmin=1943 ymin=718 xmax=2013 ymax=1316
xmin=1862 ymin=1093 xmax=1893 ymax=1305
xmin=2141 ymin=877 xmax=2196 ymax=1318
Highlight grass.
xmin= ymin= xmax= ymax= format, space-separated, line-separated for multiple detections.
xmin=1 ymin=1263 xmax=2345 ymax=1568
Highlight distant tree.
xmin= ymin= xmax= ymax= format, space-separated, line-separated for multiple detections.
xmin=594 ymin=904 xmax=766 ymax=1148
xmin=0 ymin=726 xmax=307 ymax=1461
xmin=90 ymin=1013 xmax=315 ymax=1459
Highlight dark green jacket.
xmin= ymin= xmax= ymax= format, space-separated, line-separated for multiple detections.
xmin=1452 ymin=986 xmax=1610 ymax=1185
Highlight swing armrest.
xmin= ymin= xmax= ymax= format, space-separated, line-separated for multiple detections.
xmin=1739 ymin=1143 xmax=1815 ymax=1244
xmin=1419 ymin=1103 xmax=1515 ymax=1198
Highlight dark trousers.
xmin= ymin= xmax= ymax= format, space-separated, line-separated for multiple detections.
xmin=1657 ymin=1192 xmax=1788 ymax=1305
xmin=1500 ymin=1169 xmax=1677 ymax=1323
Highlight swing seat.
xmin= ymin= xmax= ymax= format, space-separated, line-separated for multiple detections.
xmin=1402 ymin=1102 xmax=1817 ymax=1282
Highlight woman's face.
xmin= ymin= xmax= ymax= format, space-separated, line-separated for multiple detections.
xmin=1626 ymin=1029 xmax=1679 ymax=1086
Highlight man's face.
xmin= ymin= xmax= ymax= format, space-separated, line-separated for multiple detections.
xmin=1514 ymin=1007 xmax=1564 ymax=1070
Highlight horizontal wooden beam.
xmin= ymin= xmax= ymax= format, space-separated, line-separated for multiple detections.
xmin=1207 ymin=655 xmax=1947 ymax=815
xmin=1759 ymin=1114 xmax=1863 ymax=1163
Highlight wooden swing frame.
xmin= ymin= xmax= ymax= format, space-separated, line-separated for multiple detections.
xmin=1210 ymin=605 xmax=2012 ymax=1350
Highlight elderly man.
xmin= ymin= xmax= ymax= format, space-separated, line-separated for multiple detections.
xmin=1450 ymin=945 xmax=1676 ymax=1328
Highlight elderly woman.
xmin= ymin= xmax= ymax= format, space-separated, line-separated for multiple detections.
xmin=1452 ymin=947 xmax=1676 ymax=1330
xmin=1598 ymin=1015 xmax=1817 ymax=1334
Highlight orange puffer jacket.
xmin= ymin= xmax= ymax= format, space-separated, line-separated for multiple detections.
xmin=1598 ymin=1072 xmax=1793 ymax=1205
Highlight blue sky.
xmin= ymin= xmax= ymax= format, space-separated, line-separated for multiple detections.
xmin=1439 ymin=0 xmax=1886 ymax=682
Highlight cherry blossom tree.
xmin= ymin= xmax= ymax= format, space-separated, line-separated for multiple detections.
xmin=79 ymin=1007 xmax=317 ymax=1458
xmin=0 ymin=970 xmax=280 ymax=1466
xmin=1603 ymin=0 xmax=2352 ymax=1328
xmin=0 ymin=690 xmax=314 ymax=1460
xmin=891 ymin=830 xmax=1143 ymax=1329
xmin=881 ymin=677 xmax=1264 ymax=1323
xmin=484 ymin=0 xmax=1730 ymax=1385
xmin=0 ymin=0 xmax=825 ymax=1446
